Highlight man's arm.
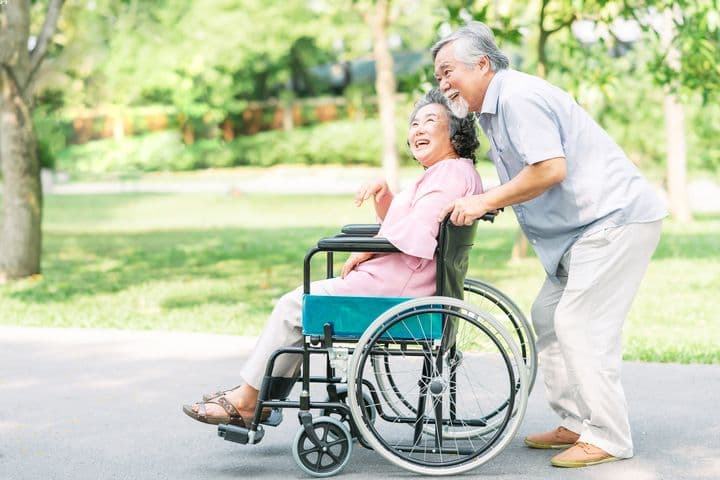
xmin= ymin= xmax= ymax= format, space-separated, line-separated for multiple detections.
xmin=441 ymin=157 xmax=566 ymax=225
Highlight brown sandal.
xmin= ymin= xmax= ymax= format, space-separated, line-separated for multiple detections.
xmin=202 ymin=384 xmax=243 ymax=402
xmin=182 ymin=396 xmax=270 ymax=426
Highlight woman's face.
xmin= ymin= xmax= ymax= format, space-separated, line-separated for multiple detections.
xmin=408 ymin=103 xmax=457 ymax=168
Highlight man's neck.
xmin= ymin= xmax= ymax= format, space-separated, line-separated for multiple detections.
xmin=474 ymin=70 xmax=496 ymax=113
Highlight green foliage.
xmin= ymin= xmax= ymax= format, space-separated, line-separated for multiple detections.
xmin=33 ymin=106 xmax=71 ymax=170
xmin=48 ymin=1 xmax=438 ymax=112
xmin=689 ymin=100 xmax=720 ymax=172
xmin=56 ymin=118 xmax=419 ymax=178
xmin=645 ymin=2 xmax=720 ymax=101
xmin=56 ymin=131 xmax=186 ymax=177
xmin=30 ymin=0 xmax=718 ymax=178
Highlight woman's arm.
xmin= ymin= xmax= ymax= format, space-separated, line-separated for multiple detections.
xmin=381 ymin=161 xmax=481 ymax=260
xmin=355 ymin=179 xmax=394 ymax=220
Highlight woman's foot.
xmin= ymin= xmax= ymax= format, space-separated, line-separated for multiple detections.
xmin=183 ymin=384 xmax=262 ymax=425
xmin=202 ymin=383 xmax=243 ymax=402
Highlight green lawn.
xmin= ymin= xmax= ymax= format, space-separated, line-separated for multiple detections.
xmin=1 ymin=192 xmax=718 ymax=363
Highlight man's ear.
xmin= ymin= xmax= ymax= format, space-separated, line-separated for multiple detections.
xmin=478 ymin=55 xmax=490 ymax=72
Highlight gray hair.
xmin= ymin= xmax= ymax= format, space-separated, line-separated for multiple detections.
xmin=431 ymin=21 xmax=509 ymax=71
xmin=409 ymin=89 xmax=479 ymax=162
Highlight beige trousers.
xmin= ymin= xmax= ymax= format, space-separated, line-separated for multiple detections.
xmin=531 ymin=220 xmax=662 ymax=458
xmin=239 ymin=279 xmax=335 ymax=390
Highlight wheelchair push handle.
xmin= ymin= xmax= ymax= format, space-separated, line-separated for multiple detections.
xmin=442 ymin=207 xmax=503 ymax=225
xmin=480 ymin=208 xmax=503 ymax=223
xmin=339 ymin=208 xmax=502 ymax=237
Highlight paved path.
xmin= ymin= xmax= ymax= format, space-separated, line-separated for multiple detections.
xmin=2 ymin=326 xmax=719 ymax=480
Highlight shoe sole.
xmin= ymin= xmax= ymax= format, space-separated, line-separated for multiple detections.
xmin=551 ymin=455 xmax=619 ymax=468
xmin=524 ymin=438 xmax=575 ymax=450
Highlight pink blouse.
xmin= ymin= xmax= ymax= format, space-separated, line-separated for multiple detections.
xmin=330 ymin=158 xmax=483 ymax=297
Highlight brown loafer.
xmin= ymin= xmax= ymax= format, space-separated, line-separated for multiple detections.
xmin=524 ymin=426 xmax=579 ymax=449
xmin=551 ymin=442 xmax=618 ymax=468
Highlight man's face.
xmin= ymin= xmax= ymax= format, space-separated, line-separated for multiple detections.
xmin=434 ymin=42 xmax=488 ymax=114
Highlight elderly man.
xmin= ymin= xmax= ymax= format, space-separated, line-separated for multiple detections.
xmin=433 ymin=22 xmax=666 ymax=468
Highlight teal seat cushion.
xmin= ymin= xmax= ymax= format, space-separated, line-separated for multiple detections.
xmin=302 ymin=294 xmax=442 ymax=340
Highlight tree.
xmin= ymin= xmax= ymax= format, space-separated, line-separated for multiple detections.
xmin=0 ymin=0 xmax=65 ymax=282
xmin=46 ymin=0 xmax=343 ymax=140
xmin=530 ymin=1 xmax=719 ymax=223
xmin=659 ymin=6 xmax=691 ymax=222
xmin=444 ymin=1 xmax=719 ymax=233
xmin=354 ymin=0 xmax=400 ymax=190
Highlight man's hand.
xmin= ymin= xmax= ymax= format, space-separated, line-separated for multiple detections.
xmin=438 ymin=194 xmax=494 ymax=226
xmin=341 ymin=252 xmax=374 ymax=278
xmin=355 ymin=179 xmax=390 ymax=207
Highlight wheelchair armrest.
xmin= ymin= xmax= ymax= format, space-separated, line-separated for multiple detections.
xmin=340 ymin=223 xmax=381 ymax=236
xmin=317 ymin=236 xmax=400 ymax=253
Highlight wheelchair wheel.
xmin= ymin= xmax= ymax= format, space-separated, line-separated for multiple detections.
xmin=348 ymin=297 xmax=528 ymax=476
xmin=462 ymin=278 xmax=537 ymax=393
xmin=292 ymin=416 xmax=353 ymax=477
xmin=371 ymin=280 xmax=535 ymax=440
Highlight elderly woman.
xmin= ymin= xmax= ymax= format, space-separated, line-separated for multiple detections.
xmin=183 ymin=89 xmax=483 ymax=426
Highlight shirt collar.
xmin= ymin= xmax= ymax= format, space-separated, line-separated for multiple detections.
xmin=479 ymin=69 xmax=508 ymax=115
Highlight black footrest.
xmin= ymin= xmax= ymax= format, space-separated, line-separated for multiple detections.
xmin=218 ymin=424 xmax=265 ymax=444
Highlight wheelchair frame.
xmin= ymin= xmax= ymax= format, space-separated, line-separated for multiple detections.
xmin=216 ymin=214 xmax=536 ymax=477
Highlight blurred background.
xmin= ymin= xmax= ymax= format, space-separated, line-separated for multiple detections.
xmin=1 ymin=0 xmax=718 ymax=363
xmin=10 ymin=1 xmax=719 ymax=186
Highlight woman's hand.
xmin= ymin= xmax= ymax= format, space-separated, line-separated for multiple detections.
xmin=341 ymin=252 xmax=374 ymax=278
xmin=355 ymin=179 xmax=390 ymax=207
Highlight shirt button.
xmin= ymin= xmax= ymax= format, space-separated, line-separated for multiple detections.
xmin=531 ymin=239 xmax=537 ymax=244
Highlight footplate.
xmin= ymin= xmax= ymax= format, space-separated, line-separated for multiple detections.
xmin=218 ymin=424 xmax=265 ymax=444
xmin=217 ymin=408 xmax=284 ymax=444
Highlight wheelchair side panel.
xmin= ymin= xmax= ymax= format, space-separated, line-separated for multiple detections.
xmin=302 ymin=295 xmax=442 ymax=339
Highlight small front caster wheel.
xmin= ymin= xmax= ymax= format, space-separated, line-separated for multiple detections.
xmin=292 ymin=416 xmax=352 ymax=477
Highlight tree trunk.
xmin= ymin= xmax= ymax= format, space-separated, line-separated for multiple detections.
xmin=112 ymin=114 xmax=125 ymax=141
xmin=661 ymin=8 xmax=692 ymax=223
xmin=1 ymin=0 xmax=64 ymax=282
xmin=0 ymin=5 xmax=42 ymax=282
xmin=369 ymin=0 xmax=399 ymax=191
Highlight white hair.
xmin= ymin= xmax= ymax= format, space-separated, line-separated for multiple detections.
xmin=431 ymin=21 xmax=509 ymax=71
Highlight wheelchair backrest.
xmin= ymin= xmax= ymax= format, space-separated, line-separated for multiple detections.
xmin=435 ymin=218 xmax=478 ymax=299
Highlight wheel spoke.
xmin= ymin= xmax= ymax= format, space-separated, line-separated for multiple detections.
xmin=350 ymin=299 xmax=530 ymax=474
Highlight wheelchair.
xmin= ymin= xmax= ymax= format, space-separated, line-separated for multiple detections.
xmin=216 ymin=214 xmax=537 ymax=477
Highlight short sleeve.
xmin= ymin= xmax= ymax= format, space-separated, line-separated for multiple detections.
xmin=502 ymin=91 xmax=565 ymax=165
xmin=379 ymin=161 xmax=480 ymax=260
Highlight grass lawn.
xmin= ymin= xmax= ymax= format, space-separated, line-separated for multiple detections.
xmin=1 ymin=192 xmax=718 ymax=364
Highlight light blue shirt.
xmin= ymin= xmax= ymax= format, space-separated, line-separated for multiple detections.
xmin=477 ymin=69 xmax=667 ymax=276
